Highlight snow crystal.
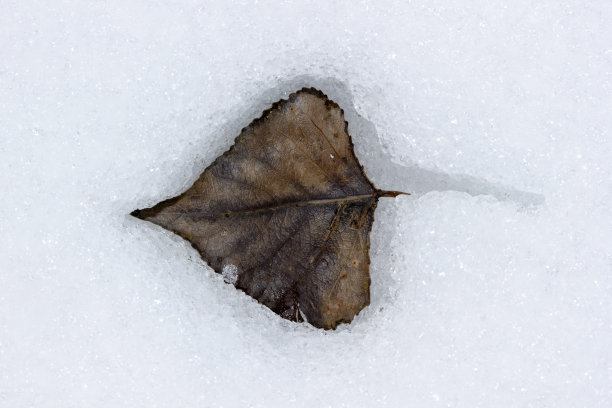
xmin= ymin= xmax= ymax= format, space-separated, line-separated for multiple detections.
xmin=222 ymin=264 xmax=238 ymax=285
xmin=1 ymin=1 xmax=611 ymax=407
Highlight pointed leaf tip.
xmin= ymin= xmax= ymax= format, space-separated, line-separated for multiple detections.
xmin=131 ymin=209 xmax=145 ymax=219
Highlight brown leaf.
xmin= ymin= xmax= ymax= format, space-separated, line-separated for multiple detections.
xmin=131 ymin=88 xmax=405 ymax=329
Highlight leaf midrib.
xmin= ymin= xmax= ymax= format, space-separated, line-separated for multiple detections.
xmin=224 ymin=193 xmax=377 ymax=217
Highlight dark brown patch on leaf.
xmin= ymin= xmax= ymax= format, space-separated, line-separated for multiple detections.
xmin=131 ymin=88 xmax=407 ymax=330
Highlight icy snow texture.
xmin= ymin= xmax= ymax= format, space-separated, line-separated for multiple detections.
xmin=1 ymin=1 xmax=611 ymax=407
xmin=222 ymin=264 xmax=238 ymax=285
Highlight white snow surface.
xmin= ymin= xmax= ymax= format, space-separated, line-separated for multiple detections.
xmin=2 ymin=1 xmax=612 ymax=407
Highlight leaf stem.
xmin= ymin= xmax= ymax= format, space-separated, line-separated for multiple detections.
xmin=376 ymin=190 xmax=410 ymax=198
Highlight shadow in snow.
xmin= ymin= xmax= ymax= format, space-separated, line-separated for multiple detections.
xmin=256 ymin=75 xmax=544 ymax=208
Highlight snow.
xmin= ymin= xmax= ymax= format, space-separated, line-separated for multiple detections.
xmin=1 ymin=1 xmax=611 ymax=407
xmin=222 ymin=264 xmax=239 ymax=285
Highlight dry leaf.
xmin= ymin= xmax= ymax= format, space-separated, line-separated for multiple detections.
xmin=132 ymin=88 xmax=405 ymax=329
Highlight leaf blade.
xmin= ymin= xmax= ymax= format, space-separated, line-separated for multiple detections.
xmin=133 ymin=88 xmax=393 ymax=329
